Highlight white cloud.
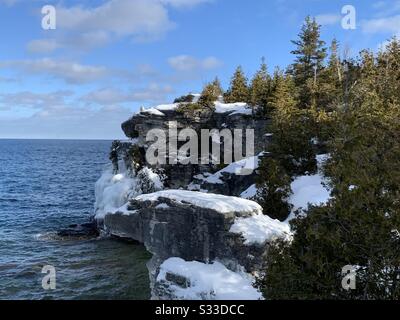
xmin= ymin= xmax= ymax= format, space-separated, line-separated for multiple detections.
xmin=362 ymin=15 xmax=400 ymax=34
xmin=83 ymin=84 xmax=174 ymax=105
xmin=27 ymin=32 xmax=111 ymax=54
xmin=0 ymin=58 xmax=108 ymax=84
xmin=27 ymin=39 xmax=60 ymax=54
xmin=0 ymin=105 xmax=134 ymax=139
xmin=315 ymin=14 xmax=341 ymax=26
xmin=0 ymin=0 xmax=18 ymax=6
xmin=168 ymin=55 xmax=222 ymax=72
xmin=0 ymin=90 xmax=73 ymax=110
xmin=161 ymin=0 xmax=212 ymax=9
xmin=56 ymin=0 xmax=175 ymax=42
xmin=27 ymin=0 xmax=212 ymax=52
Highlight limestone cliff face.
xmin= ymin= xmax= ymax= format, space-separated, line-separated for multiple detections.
xmin=120 ymin=106 xmax=270 ymax=190
xmin=97 ymin=104 xmax=283 ymax=299
xmin=104 ymin=193 xmax=268 ymax=273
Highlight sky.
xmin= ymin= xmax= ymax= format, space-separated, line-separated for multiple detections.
xmin=0 ymin=0 xmax=399 ymax=139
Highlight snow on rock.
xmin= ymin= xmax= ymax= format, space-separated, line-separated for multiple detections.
xmin=94 ymin=163 xmax=164 ymax=220
xmin=214 ymin=101 xmax=252 ymax=115
xmin=155 ymin=103 xmax=179 ymax=111
xmin=135 ymin=190 xmax=262 ymax=215
xmin=240 ymin=184 xmax=257 ymax=199
xmin=141 ymin=108 xmax=165 ymax=116
xmin=200 ymin=155 xmax=260 ymax=185
xmin=230 ymin=214 xmax=291 ymax=245
xmin=94 ymin=163 xmax=138 ymax=220
xmin=157 ymin=258 xmax=262 ymax=300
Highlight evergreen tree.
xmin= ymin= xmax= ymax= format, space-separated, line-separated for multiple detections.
xmin=250 ymin=58 xmax=271 ymax=115
xmin=316 ymin=39 xmax=344 ymax=112
xmin=260 ymin=47 xmax=400 ymax=300
xmin=256 ymin=156 xmax=293 ymax=221
xmin=199 ymin=77 xmax=223 ymax=106
xmin=291 ymin=16 xmax=327 ymax=108
xmin=224 ymin=66 xmax=250 ymax=103
xmin=376 ymin=37 xmax=400 ymax=105
xmin=268 ymin=70 xmax=317 ymax=176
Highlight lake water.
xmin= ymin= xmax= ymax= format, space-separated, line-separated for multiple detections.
xmin=0 ymin=139 xmax=151 ymax=300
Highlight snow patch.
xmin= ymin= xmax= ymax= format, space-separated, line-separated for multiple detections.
xmin=214 ymin=101 xmax=252 ymax=115
xmin=230 ymin=215 xmax=291 ymax=245
xmin=240 ymin=184 xmax=257 ymax=199
xmin=285 ymin=155 xmax=331 ymax=223
xmin=200 ymin=155 xmax=260 ymax=185
xmin=94 ymin=164 xmax=164 ymax=220
xmin=155 ymin=103 xmax=179 ymax=111
xmin=157 ymin=258 xmax=262 ymax=300
xmin=135 ymin=190 xmax=262 ymax=215
xmin=155 ymin=203 xmax=170 ymax=210
xmin=94 ymin=163 xmax=138 ymax=220
xmin=141 ymin=108 xmax=165 ymax=116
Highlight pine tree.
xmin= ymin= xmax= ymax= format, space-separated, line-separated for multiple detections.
xmin=224 ymin=66 xmax=250 ymax=103
xmin=197 ymin=77 xmax=224 ymax=109
xmin=316 ymin=39 xmax=344 ymax=112
xmin=268 ymin=70 xmax=317 ymax=176
xmin=256 ymin=156 xmax=293 ymax=221
xmin=260 ymin=47 xmax=400 ymax=300
xmin=376 ymin=37 xmax=400 ymax=105
xmin=291 ymin=16 xmax=327 ymax=108
xmin=250 ymin=58 xmax=271 ymax=115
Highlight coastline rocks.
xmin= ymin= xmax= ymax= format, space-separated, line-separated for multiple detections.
xmin=104 ymin=190 xmax=264 ymax=268
xmin=57 ymin=222 xmax=99 ymax=240
xmin=102 ymin=190 xmax=290 ymax=299
xmin=120 ymin=105 xmax=270 ymax=191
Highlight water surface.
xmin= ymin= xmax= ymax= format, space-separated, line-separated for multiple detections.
xmin=0 ymin=139 xmax=151 ymax=300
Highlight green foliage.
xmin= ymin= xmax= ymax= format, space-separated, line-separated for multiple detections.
xmin=260 ymin=39 xmax=400 ymax=300
xmin=224 ymin=66 xmax=250 ymax=103
xmin=126 ymin=144 xmax=145 ymax=173
xmin=174 ymin=94 xmax=195 ymax=104
xmin=250 ymin=58 xmax=271 ymax=116
xmin=109 ymin=140 xmax=122 ymax=173
xmin=290 ymin=16 xmax=327 ymax=108
xmin=176 ymin=79 xmax=222 ymax=117
xmin=256 ymin=156 xmax=293 ymax=221
xmin=198 ymin=77 xmax=223 ymax=106
xmin=268 ymin=70 xmax=317 ymax=176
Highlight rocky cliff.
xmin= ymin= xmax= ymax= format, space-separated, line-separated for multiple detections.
xmin=94 ymin=101 xmax=290 ymax=300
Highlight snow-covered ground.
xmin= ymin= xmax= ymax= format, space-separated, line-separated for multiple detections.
xmin=230 ymin=214 xmax=291 ymax=245
xmin=135 ymin=190 xmax=262 ymax=215
xmin=157 ymin=258 xmax=262 ymax=300
xmin=285 ymin=154 xmax=331 ymax=223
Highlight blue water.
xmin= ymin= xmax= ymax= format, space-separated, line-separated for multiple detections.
xmin=0 ymin=139 xmax=151 ymax=300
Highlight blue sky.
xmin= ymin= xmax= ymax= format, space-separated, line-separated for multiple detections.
xmin=0 ymin=0 xmax=399 ymax=139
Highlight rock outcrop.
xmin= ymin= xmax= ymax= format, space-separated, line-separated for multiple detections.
xmin=102 ymin=190 xmax=289 ymax=299
xmin=104 ymin=190 xmax=269 ymax=272
xmin=96 ymin=102 xmax=287 ymax=300
xmin=120 ymin=104 xmax=270 ymax=190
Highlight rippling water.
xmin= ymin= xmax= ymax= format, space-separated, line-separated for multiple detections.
xmin=0 ymin=139 xmax=151 ymax=300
